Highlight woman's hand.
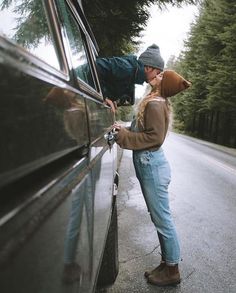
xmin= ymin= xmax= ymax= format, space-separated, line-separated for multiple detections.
xmin=112 ymin=122 xmax=122 ymax=132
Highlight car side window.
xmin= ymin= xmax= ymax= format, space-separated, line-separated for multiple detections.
xmin=56 ymin=0 xmax=96 ymax=89
xmin=0 ymin=0 xmax=60 ymax=70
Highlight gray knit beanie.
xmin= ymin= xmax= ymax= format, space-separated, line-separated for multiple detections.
xmin=138 ymin=44 xmax=164 ymax=71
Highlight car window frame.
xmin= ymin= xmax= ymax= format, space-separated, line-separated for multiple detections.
xmin=58 ymin=0 xmax=104 ymax=101
xmin=0 ymin=0 xmax=71 ymax=81
xmin=0 ymin=0 xmax=104 ymax=100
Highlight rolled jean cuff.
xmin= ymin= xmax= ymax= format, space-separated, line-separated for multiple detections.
xmin=165 ymin=259 xmax=180 ymax=266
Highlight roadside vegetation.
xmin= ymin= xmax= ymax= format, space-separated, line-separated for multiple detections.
xmin=168 ymin=0 xmax=236 ymax=147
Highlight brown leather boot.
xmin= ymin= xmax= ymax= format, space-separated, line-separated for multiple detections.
xmin=144 ymin=261 xmax=166 ymax=278
xmin=147 ymin=264 xmax=181 ymax=286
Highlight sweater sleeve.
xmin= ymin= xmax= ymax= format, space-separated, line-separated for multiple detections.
xmin=115 ymin=101 xmax=167 ymax=150
xmin=96 ymin=57 xmax=134 ymax=80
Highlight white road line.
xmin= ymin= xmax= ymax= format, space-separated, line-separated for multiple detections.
xmin=201 ymin=154 xmax=236 ymax=176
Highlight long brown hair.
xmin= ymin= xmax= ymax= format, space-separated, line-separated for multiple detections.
xmin=136 ymin=85 xmax=170 ymax=128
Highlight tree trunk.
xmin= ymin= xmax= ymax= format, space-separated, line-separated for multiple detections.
xmin=222 ymin=112 xmax=231 ymax=146
xmin=198 ymin=113 xmax=205 ymax=138
xmin=209 ymin=111 xmax=214 ymax=139
xmin=205 ymin=112 xmax=209 ymax=139
xmin=213 ymin=111 xmax=220 ymax=143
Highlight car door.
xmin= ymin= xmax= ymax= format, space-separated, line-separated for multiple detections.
xmin=55 ymin=1 xmax=117 ymax=291
xmin=0 ymin=1 xmax=117 ymax=293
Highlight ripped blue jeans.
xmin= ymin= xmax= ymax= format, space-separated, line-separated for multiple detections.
xmin=133 ymin=148 xmax=180 ymax=265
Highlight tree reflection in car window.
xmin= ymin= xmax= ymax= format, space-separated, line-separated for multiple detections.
xmin=0 ymin=0 xmax=60 ymax=70
xmin=56 ymin=0 xmax=96 ymax=89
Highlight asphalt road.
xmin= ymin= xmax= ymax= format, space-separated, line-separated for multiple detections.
xmin=101 ymin=132 xmax=236 ymax=293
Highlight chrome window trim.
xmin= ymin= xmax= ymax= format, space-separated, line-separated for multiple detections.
xmin=0 ymin=35 xmax=68 ymax=81
xmin=0 ymin=37 xmax=105 ymax=104
xmin=66 ymin=0 xmax=98 ymax=55
xmin=0 ymin=0 xmax=71 ymax=81
xmin=44 ymin=0 xmax=70 ymax=77
xmin=63 ymin=0 xmax=104 ymax=99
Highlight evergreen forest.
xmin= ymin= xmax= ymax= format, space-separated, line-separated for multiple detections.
xmin=170 ymin=0 xmax=236 ymax=147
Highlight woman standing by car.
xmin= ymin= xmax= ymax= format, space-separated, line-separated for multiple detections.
xmin=113 ymin=70 xmax=191 ymax=286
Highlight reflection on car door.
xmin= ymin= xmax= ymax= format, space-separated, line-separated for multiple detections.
xmin=0 ymin=0 xmax=118 ymax=292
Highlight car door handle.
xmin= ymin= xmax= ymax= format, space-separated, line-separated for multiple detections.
xmin=104 ymin=130 xmax=117 ymax=146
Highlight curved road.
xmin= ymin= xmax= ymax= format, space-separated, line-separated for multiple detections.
xmin=101 ymin=132 xmax=236 ymax=293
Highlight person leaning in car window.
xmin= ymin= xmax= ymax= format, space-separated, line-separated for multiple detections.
xmin=96 ymin=44 xmax=165 ymax=110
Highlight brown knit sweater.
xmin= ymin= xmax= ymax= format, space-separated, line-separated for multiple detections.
xmin=115 ymin=100 xmax=169 ymax=151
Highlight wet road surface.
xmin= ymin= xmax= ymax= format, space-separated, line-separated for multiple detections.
xmin=100 ymin=132 xmax=236 ymax=293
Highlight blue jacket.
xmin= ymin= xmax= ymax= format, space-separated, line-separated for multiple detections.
xmin=96 ymin=55 xmax=146 ymax=105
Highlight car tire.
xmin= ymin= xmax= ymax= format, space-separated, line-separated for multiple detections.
xmin=97 ymin=197 xmax=119 ymax=287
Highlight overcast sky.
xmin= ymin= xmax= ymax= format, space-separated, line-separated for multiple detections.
xmin=135 ymin=3 xmax=199 ymax=98
xmin=137 ymin=3 xmax=199 ymax=63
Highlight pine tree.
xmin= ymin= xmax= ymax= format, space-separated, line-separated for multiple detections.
xmin=82 ymin=0 xmax=196 ymax=56
xmin=207 ymin=0 xmax=236 ymax=111
xmin=172 ymin=0 xmax=236 ymax=146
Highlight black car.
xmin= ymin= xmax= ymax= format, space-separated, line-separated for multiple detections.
xmin=0 ymin=0 xmax=119 ymax=292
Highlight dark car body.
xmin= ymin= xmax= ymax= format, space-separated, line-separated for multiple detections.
xmin=0 ymin=0 xmax=119 ymax=292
